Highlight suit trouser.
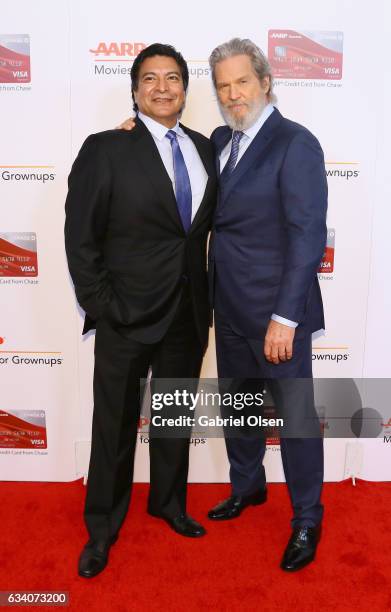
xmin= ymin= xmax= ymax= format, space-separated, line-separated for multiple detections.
xmin=214 ymin=315 xmax=324 ymax=528
xmin=84 ymin=287 xmax=204 ymax=541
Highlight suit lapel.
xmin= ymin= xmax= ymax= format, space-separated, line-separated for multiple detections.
xmin=214 ymin=128 xmax=232 ymax=176
xmin=181 ymin=124 xmax=214 ymax=178
xmin=130 ymin=118 xmax=184 ymax=232
xmin=220 ymin=109 xmax=284 ymax=198
xmin=180 ymin=124 xmax=216 ymax=232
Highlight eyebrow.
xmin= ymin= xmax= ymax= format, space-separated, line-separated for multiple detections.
xmin=141 ymin=71 xmax=181 ymax=77
xmin=217 ymin=73 xmax=251 ymax=86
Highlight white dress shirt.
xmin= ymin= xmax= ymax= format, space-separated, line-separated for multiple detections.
xmin=219 ymin=104 xmax=297 ymax=328
xmin=138 ymin=112 xmax=208 ymax=221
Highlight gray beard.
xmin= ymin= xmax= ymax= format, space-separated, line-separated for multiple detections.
xmin=218 ymin=99 xmax=265 ymax=131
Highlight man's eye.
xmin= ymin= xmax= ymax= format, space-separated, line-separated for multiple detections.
xmin=240 ymin=79 xmax=247 ymax=84
xmin=168 ymin=75 xmax=180 ymax=81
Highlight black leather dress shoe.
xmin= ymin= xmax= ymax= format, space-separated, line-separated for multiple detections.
xmin=280 ymin=525 xmax=321 ymax=572
xmin=78 ymin=535 xmax=117 ymax=578
xmin=207 ymin=489 xmax=267 ymax=520
xmin=149 ymin=512 xmax=206 ymax=537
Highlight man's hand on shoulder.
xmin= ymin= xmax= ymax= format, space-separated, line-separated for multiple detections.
xmin=264 ymin=320 xmax=295 ymax=364
xmin=116 ymin=117 xmax=136 ymax=130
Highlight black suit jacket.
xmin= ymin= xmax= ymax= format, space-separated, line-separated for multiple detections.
xmin=65 ymin=118 xmax=217 ymax=346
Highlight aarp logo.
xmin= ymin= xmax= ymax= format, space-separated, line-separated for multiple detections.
xmin=89 ymin=42 xmax=146 ymax=58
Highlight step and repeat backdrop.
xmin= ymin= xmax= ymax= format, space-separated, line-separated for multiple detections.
xmin=1 ymin=0 xmax=390 ymax=483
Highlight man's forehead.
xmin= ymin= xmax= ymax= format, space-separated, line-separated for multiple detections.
xmin=215 ymin=55 xmax=254 ymax=79
xmin=140 ymin=56 xmax=181 ymax=73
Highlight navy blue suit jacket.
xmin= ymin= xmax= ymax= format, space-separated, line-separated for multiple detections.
xmin=208 ymin=108 xmax=328 ymax=340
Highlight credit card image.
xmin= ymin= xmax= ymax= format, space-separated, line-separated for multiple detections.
xmin=263 ymin=406 xmax=280 ymax=445
xmin=0 ymin=232 xmax=38 ymax=277
xmin=318 ymin=228 xmax=335 ymax=273
xmin=0 ymin=410 xmax=47 ymax=449
xmin=0 ymin=34 xmax=31 ymax=83
xmin=268 ymin=30 xmax=343 ymax=80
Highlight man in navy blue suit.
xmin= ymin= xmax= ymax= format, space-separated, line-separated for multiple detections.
xmin=206 ymin=38 xmax=328 ymax=572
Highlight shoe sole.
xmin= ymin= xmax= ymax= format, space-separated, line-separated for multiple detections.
xmin=280 ymin=553 xmax=316 ymax=572
xmin=171 ymin=526 xmax=206 ymax=538
xmin=78 ymin=566 xmax=107 ymax=579
xmin=148 ymin=511 xmax=206 ymax=537
xmin=208 ymin=497 xmax=267 ymax=521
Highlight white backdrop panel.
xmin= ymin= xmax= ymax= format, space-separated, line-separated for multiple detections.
xmin=0 ymin=0 xmax=79 ymax=481
xmin=0 ymin=0 xmax=390 ymax=482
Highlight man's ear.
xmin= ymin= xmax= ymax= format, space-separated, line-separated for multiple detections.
xmin=262 ymin=75 xmax=271 ymax=95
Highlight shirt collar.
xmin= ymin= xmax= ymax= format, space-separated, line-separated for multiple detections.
xmin=138 ymin=112 xmax=184 ymax=141
xmin=241 ymin=103 xmax=275 ymax=140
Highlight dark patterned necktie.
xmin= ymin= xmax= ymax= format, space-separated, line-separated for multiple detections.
xmin=220 ymin=130 xmax=244 ymax=180
xmin=166 ymin=130 xmax=192 ymax=232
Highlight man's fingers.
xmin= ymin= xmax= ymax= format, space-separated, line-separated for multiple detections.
xmin=278 ymin=343 xmax=287 ymax=362
xmin=265 ymin=341 xmax=293 ymax=364
xmin=264 ymin=324 xmax=295 ymax=364
xmin=116 ymin=119 xmax=136 ymax=130
xmin=265 ymin=338 xmax=283 ymax=364
xmin=123 ymin=121 xmax=135 ymax=130
xmin=264 ymin=338 xmax=271 ymax=361
xmin=271 ymin=343 xmax=280 ymax=364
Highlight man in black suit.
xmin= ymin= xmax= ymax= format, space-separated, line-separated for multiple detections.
xmin=65 ymin=43 xmax=216 ymax=578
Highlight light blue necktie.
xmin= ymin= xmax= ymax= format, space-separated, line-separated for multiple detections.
xmin=220 ymin=130 xmax=244 ymax=180
xmin=166 ymin=130 xmax=192 ymax=232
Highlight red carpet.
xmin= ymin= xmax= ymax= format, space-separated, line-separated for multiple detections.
xmin=0 ymin=480 xmax=390 ymax=611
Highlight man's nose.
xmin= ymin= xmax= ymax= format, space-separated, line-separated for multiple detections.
xmin=156 ymin=77 xmax=168 ymax=92
xmin=228 ymin=84 xmax=240 ymax=100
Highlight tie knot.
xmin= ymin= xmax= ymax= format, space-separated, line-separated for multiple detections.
xmin=166 ymin=129 xmax=177 ymax=143
xmin=232 ymin=130 xmax=243 ymax=145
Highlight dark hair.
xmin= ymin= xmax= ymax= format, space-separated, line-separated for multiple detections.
xmin=131 ymin=43 xmax=189 ymax=112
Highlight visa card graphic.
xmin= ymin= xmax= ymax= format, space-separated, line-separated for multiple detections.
xmin=0 ymin=232 xmax=38 ymax=277
xmin=0 ymin=410 xmax=47 ymax=449
xmin=263 ymin=406 xmax=280 ymax=446
xmin=318 ymin=228 xmax=335 ymax=273
xmin=0 ymin=34 xmax=31 ymax=83
xmin=268 ymin=30 xmax=343 ymax=80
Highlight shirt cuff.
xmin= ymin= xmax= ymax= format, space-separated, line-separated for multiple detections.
xmin=271 ymin=314 xmax=298 ymax=328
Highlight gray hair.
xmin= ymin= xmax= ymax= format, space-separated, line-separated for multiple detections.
xmin=209 ymin=38 xmax=277 ymax=104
